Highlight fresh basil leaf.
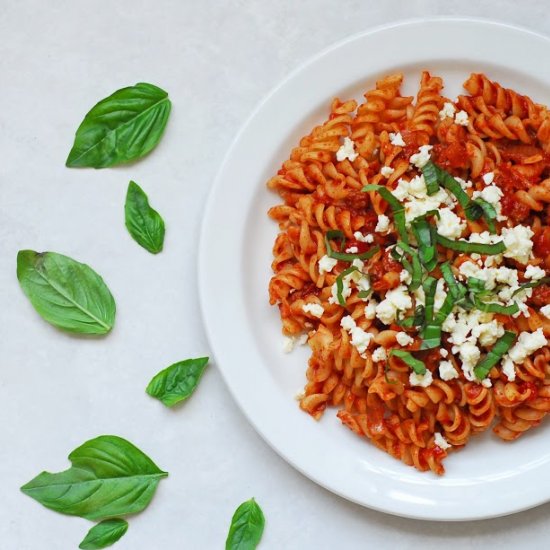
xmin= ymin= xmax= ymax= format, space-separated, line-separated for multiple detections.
xmin=21 ymin=435 xmax=168 ymax=520
xmin=125 ymin=181 xmax=165 ymax=254
xmin=66 ymin=82 xmax=171 ymax=168
xmin=17 ymin=250 xmax=116 ymax=335
xmin=146 ymin=357 xmax=209 ymax=407
xmin=79 ymin=519 xmax=128 ymax=549
xmin=225 ymin=498 xmax=265 ymax=550
xmin=390 ymin=350 xmax=427 ymax=375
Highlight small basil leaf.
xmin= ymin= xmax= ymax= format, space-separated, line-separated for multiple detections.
xmin=17 ymin=250 xmax=116 ymax=335
xmin=146 ymin=357 xmax=209 ymax=407
xmin=66 ymin=82 xmax=171 ymax=168
xmin=79 ymin=519 xmax=128 ymax=549
xmin=21 ymin=435 xmax=168 ymax=520
xmin=225 ymin=498 xmax=265 ymax=550
xmin=125 ymin=181 xmax=165 ymax=254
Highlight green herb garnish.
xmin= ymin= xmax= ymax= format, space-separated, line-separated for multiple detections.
xmin=225 ymin=498 xmax=265 ymax=550
xmin=79 ymin=519 xmax=128 ymax=549
xmin=324 ymin=230 xmax=380 ymax=261
xmin=474 ymin=331 xmax=517 ymax=380
xmin=362 ymin=184 xmax=408 ymax=244
xmin=390 ymin=349 xmax=427 ymax=375
xmin=436 ymin=233 xmax=506 ymax=255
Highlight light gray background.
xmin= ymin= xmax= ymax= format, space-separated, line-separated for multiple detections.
xmin=2 ymin=1 xmax=550 ymax=548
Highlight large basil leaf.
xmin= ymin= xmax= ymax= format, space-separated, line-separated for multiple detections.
xmin=21 ymin=435 xmax=168 ymax=520
xmin=79 ymin=519 xmax=128 ymax=549
xmin=66 ymin=82 xmax=171 ymax=168
xmin=146 ymin=357 xmax=209 ymax=407
xmin=225 ymin=498 xmax=265 ymax=550
xmin=17 ymin=250 xmax=116 ymax=335
xmin=125 ymin=181 xmax=165 ymax=254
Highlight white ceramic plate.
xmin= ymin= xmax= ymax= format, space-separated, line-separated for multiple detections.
xmin=199 ymin=18 xmax=550 ymax=520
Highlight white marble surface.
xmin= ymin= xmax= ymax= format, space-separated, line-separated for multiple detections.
xmin=2 ymin=1 xmax=550 ymax=548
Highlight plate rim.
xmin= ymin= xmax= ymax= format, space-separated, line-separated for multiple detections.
xmin=198 ymin=16 xmax=550 ymax=521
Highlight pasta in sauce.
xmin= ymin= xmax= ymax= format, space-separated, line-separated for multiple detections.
xmin=267 ymin=72 xmax=550 ymax=475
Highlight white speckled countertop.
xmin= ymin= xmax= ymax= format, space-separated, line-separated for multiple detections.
xmin=2 ymin=1 xmax=550 ymax=548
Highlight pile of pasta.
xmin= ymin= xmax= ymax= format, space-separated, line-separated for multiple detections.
xmin=267 ymin=72 xmax=550 ymax=474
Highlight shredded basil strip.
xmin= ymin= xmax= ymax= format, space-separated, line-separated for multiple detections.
xmin=467 ymin=277 xmax=487 ymax=294
xmin=394 ymin=241 xmax=423 ymax=290
xmin=436 ymin=233 xmax=505 ymax=255
xmin=472 ymin=198 xmax=497 ymax=233
xmin=419 ymin=276 xmax=440 ymax=349
xmin=362 ymin=184 xmax=408 ymax=244
xmin=398 ymin=305 xmax=425 ymax=328
xmin=324 ymin=230 xmax=380 ymax=261
xmin=358 ymin=290 xmax=372 ymax=299
xmin=474 ymin=331 xmax=517 ymax=380
xmin=440 ymin=262 xmax=466 ymax=301
xmin=512 ymin=276 xmax=550 ymax=296
xmin=420 ymin=291 xmax=455 ymax=350
xmin=473 ymin=297 xmax=520 ymax=315
xmin=335 ymin=266 xmax=359 ymax=306
xmin=421 ymin=162 xmax=440 ymax=195
xmin=390 ymin=349 xmax=427 ymax=375
xmin=411 ymin=218 xmax=438 ymax=271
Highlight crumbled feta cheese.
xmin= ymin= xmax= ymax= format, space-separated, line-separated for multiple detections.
xmin=472 ymin=184 xmax=506 ymax=221
xmin=340 ymin=315 xmax=373 ymax=356
xmin=380 ymin=166 xmax=395 ymax=178
xmin=389 ymin=132 xmax=406 ymax=147
xmin=372 ymin=347 xmax=387 ymax=362
xmin=455 ymin=176 xmax=473 ymax=189
xmin=501 ymin=225 xmax=534 ymax=265
xmin=434 ymin=279 xmax=448 ymax=313
xmin=482 ymin=378 xmax=492 ymax=388
xmin=328 ymin=264 xmax=369 ymax=305
xmin=439 ymin=102 xmax=456 ymax=120
xmin=440 ymin=349 xmax=449 ymax=358
xmin=434 ymin=432 xmax=452 ymax=450
xmin=302 ymin=303 xmax=324 ymax=318
xmin=541 ymin=304 xmax=550 ymax=319
xmin=336 ymin=137 xmax=358 ymax=162
xmin=396 ymin=332 xmax=414 ymax=347
xmin=354 ymin=231 xmax=374 ymax=243
xmin=436 ymin=207 xmax=466 ymax=239
xmin=525 ymin=264 xmax=546 ymax=280
xmin=283 ymin=333 xmax=308 ymax=353
xmin=364 ymin=298 xmax=378 ymax=319
xmin=439 ymin=360 xmax=459 ymax=381
xmin=458 ymin=341 xmax=481 ymax=381
xmin=375 ymin=214 xmax=391 ymax=233
xmin=409 ymin=370 xmax=433 ymax=387
xmin=501 ymin=356 xmax=516 ymax=381
xmin=454 ymin=110 xmax=469 ymax=126
xmin=346 ymin=246 xmax=359 ymax=254
xmin=318 ymin=255 xmax=337 ymax=274
xmin=482 ymin=172 xmax=494 ymax=185
xmin=400 ymin=268 xmax=412 ymax=285
xmin=472 ymin=319 xmax=505 ymax=347
xmin=410 ymin=145 xmax=433 ymax=169
xmin=375 ymin=285 xmax=413 ymax=325
xmin=508 ymin=328 xmax=548 ymax=364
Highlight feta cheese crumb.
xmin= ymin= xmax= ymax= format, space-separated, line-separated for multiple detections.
xmin=375 ymin=285 xmax=413 ymax=325
xmin=482 ymin=378 xmax=492 ymax=388
xmin=318 ymin=255 xmax=337 ymax=274
xmin=336 ymin=137 xmax=358 ymax=162
xmin=525 ymin=264 xmax=546 ymax=280
xmin=399 ymin=269 xmax=412 ymax=285
xmin=340 ymin=315 xmax=374 ymax=356
xmin=501 ymin=225 xmax=534 ymax=265
xmin=482 ymin=172 xmax=495 ymax=185
xmin=375 ymin=214 xmax=391 ymax=233
xmin=409 ymin=145 xmax=433 ymax=169
xmin=345 ymin=246 xmax=359 ymax=254
xmin=283 ymin=333 xmax=308 ymax=353
xmin=302 ymin=303 xmax=324 ymax=318
xmin=389 ymin=132 xmax=406 ymax=147
xmin=501 ymin=356 xmax=516 ymax=381
xmin=380 ymin=166 xmax=395 ymax=178
xmin=454 ymin=110 xmax=469 ymax=126
xmin=439 ymin=360 xmax=459 ymax=381
xmin=353 ymin=231 xmax=374 ymax=243
xmin=436 ymin=207 xmax=466 ymax=239
xmin=371 ymin=347 xmax=387 ymax=362
xmin=439 ymin=102 xmax=456 ymax=120
xmin=541 ymin=304 xmax=550 ymax=319
xmin=434 ymin=432 xmax=452 ymax=450
xmin=396 ymin=332 xmax=414 ymax=347
xmin=508 ymin=328 xmax=548 ymax=364
xmin=409 ymin=370 xmax=433 ymax=387
xmin=440 ymin=349 xmax=449 ymax=358
xmin=364 ymin=298 xmax=378 ymax=319
xmin=458 ymin=341 xmax=481 ymax=381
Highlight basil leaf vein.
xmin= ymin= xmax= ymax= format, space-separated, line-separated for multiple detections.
xmin=146 ymin=357 xmax=209 ymax=407
xmin=21 ymin=435 xmax=168 ymax=520
xmin=66 ymin=82 xmax=171 ymax=168
xmin=125 ymin=181 xmax=166 ymax=254
xmin=225 ymin=498 xmax=265 ymax=550
xmin=17 ymin=250 xmax=116 ymax=335
xmin=79 ymin=519 xmax=128 ymax=549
